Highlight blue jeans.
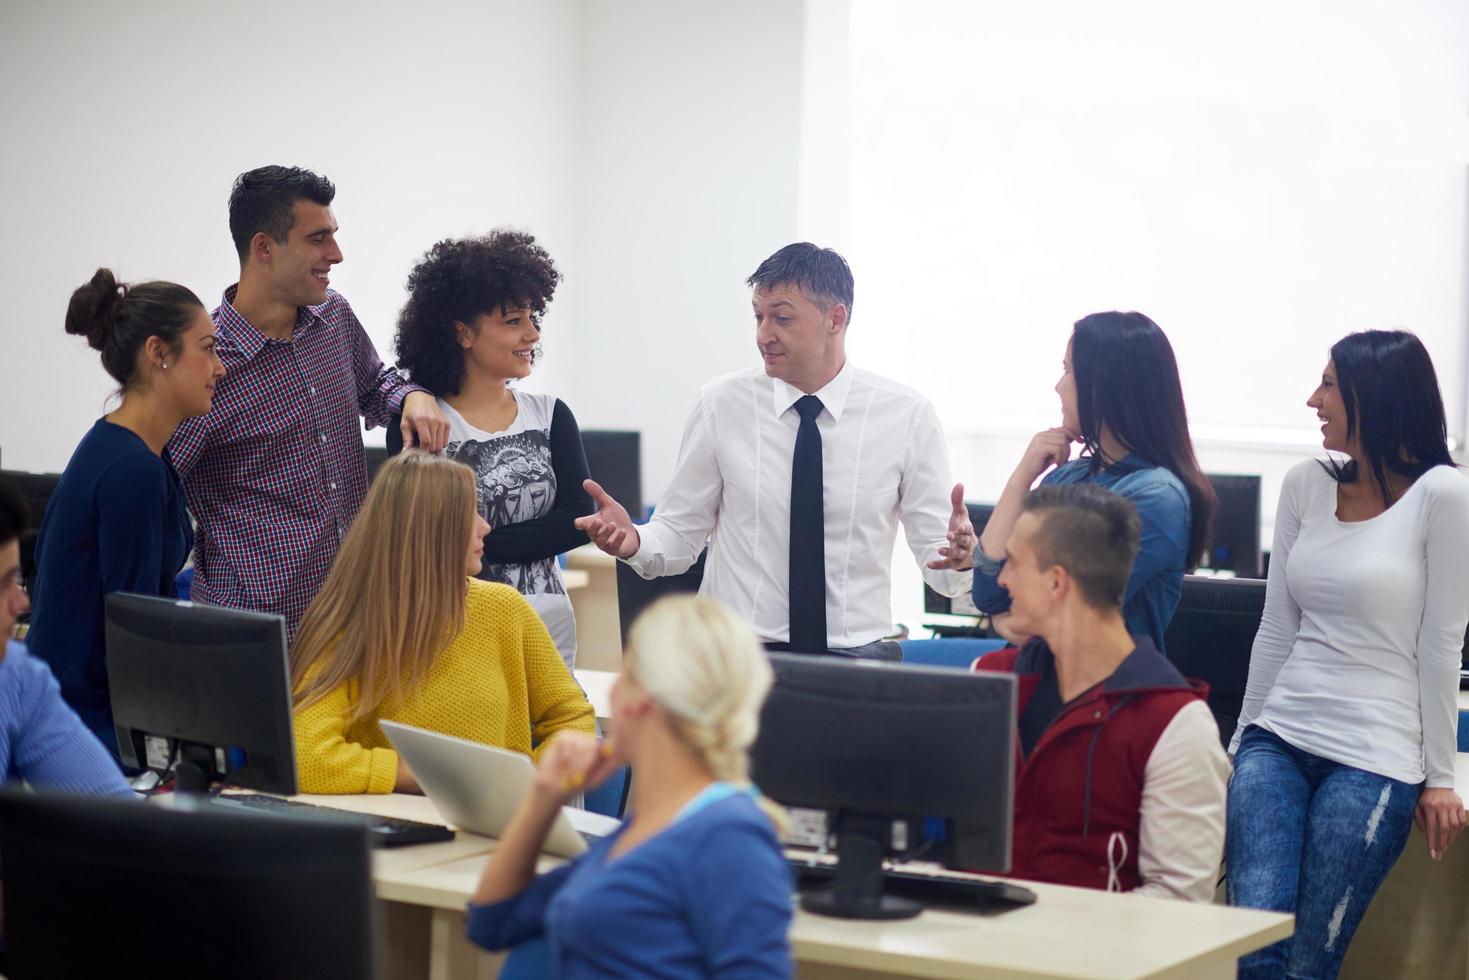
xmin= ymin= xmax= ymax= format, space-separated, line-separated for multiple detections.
xmin=1226 ymin=725 xmax=1419 ymax=980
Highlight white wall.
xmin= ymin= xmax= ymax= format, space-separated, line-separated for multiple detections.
xmin=0 ymin=0 xmax=583 ymax=471
xmin=0 ymin=0 xmax=808 ymax=508
xmin=837 ymin=0 xmax=1469 ymax=637
xmin=565 ymin=0 xmax=805 ymax=503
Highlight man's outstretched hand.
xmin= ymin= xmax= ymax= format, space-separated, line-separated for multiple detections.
xmin=574 ymin=479 xmax=641 ymax=558
xmin=927 ymin=482 xmax=976 ymax=571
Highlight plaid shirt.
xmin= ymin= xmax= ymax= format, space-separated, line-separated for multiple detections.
xmin=169 ymin=286 xmax=421 ymax=636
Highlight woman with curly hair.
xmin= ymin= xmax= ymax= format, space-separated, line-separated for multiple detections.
xmin=391 ymin=231 xmax=592 ymax=669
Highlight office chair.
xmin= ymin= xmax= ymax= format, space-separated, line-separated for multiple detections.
xmin=1163 ymin=575 xmax=1267 ymax=747
xmin=614 ymin=548 xmax=707 ymax=645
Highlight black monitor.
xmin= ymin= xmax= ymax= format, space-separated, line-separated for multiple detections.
xmin=1203 ymin=474 xmax=1262 ymax=577
xmin=751 ymin=655 xmax=1016 ymax=919
xmin=1162 ymin=575 xmax=1266 ymax=746
xmin=581 ymin=429 xmax=643 ymax=518
xmin=0 ymin=790 xmax=377 ymax=979
xmin=0 ymin=468 xmax=60 ymax=593
xmin=615 ymin=549 xmax=706 ymax=645
xmin=105 ymin=593 xmax=297 ymax=795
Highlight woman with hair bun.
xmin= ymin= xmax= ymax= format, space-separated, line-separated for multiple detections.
xmin=467 ymin=595 xmax=793 ymax=978
xmin=26 ymin=268 xmax=224 ymax=760
xmin=390 ymin=230 xmax=592 ymax=670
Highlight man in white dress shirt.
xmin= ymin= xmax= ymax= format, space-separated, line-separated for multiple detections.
xmin=576 ymin=243 xmax=975 ymax=658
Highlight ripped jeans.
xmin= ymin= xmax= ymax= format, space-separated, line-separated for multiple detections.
xmin=1226 ymin=725 xmax=1419 ymax=980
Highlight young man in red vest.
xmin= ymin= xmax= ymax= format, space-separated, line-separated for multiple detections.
xmin=976 ymin=483 xmax=1227 ymax=901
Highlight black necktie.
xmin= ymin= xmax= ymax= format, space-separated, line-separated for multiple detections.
xmin=789 ymin=395 xmax=827 ymax=652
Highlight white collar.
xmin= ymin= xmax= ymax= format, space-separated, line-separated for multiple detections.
xmin=771 ymin=359 xmax=854 ymax=422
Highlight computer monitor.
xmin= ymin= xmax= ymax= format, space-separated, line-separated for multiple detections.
xmin=1203 ymin=474 xmax=1262 ymax=577
xmin=0 ymin=790 xmax=377 ymax=979
xmin=581 ymin=429 xmax=643 ymax=518
xmin=105 ymin=593 xmax=297 ymax=795
xmin=1162 ymin=575 xmax=1266 ymax=746
xmin=751 ymin=654 xmax=1016 ymax=919
xmin=0 ymin=468 xmax=60 ymax=591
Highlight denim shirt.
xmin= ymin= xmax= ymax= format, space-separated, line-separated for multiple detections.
xmin=972 ymin=454 xmax=1191 ymax=651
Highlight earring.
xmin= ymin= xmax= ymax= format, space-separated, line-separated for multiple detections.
xmin=161 ymin=361 xmax=168 ymax=370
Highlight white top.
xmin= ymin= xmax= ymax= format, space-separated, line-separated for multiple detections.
xmin=625 ymin=362 xmax=972 ymax=648
xmin=1137 ymin=700 xmax=1229 ymax=903
xmin=439 ymin=392 xmax=576 ymax=669
xmin=1232 ymin=459 xmax=1469 ymax=787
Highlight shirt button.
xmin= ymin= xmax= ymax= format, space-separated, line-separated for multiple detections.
xmin=329 ymin=482 xmax=337 ymax=490
xmin=319 ymin=433 xmax=327 ymax=444
xmin=309 ymin=386 xmax=317 ymax=395
xmin=1093 ymin=711 xmax=1102 ymax=719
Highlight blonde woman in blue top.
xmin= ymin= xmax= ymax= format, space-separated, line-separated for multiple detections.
xmin=467 ymin=595 xmax=792 ymax=978
xmin=972 ymin=312 xmax=1216 ymax=651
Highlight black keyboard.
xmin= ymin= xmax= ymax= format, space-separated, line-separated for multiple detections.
xmin=788 ymin=857 xmax=1037 ymax=910
xmin=209 ymin=794 xmax=456 ymax=848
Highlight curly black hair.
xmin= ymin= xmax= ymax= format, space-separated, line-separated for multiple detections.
xmin=394 ymin=230 xmax=562 ymax=396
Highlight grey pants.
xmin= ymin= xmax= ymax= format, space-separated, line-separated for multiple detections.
xmin=824 ymin=639 xmax=905 ymax=662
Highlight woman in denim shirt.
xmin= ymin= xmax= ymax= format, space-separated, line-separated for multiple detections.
xmin=972 ymin=312 xmax=1215 ymax=651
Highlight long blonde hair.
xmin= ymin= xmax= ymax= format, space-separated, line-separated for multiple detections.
xmin=623 ymin=595 xmax=785 ymax=827
xmin=291 ymin=452 xmax=477 ymax=721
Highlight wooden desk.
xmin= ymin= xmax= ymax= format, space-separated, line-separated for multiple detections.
xmin=565 ymin=544 xmax=621 ymax=671
xmin=572 ymin=668 xmax=617 ymax=724
xmin=1340 ymin=752 xmax=1469 ymax=978
xmin=369 ymin=838 xmax=1290 ymax=980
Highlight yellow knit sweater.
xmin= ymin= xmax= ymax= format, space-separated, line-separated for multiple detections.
xmin=293 ymin=578 xmax=596 ymax=794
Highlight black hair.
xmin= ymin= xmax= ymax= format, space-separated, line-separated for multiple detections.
xmin=1022 ymin=484 xmax=1141 ymax=611
xmin=0 ymin=477 xmax=27 ymax=549
xmin=1071 ymin=311 xmax=1216 ymax=568
xmin=228 ymin=165 xmax=336 ymax=262
xmin=393 ymin=231 xmax=562 ymax=397
xmin=745 ymin=242 xmax=854 ymax=318
xmin=1322 ymin=329 xmax=1454 ymax=503
xmin=64 ymin=268 xmax=205 ymax=390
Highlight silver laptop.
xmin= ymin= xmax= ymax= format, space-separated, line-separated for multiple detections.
xmin=378 ymin=720 xmax=621 ymax=858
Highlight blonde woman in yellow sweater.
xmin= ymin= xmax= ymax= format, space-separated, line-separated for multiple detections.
xmin=290 ymin=452 xmax=595 ymax=794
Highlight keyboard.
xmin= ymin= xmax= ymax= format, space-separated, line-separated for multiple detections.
xmin=208 ymin=794 xmax=456 ymax=848
xmin=788 ymin=857 xmax=1037 ymax=910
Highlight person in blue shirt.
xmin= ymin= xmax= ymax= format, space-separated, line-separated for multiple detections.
xmin=466 ymin=595 xmax=793 ymax=978
xmin=25 ymin=269 xmax=225 ymax=759
xmin=1 ymin=478 xmax=133 ymax=888
xmin=972 ymin=312 xmax=1215 ymax=651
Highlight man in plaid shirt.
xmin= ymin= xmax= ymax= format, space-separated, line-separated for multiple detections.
xmin=168 ymin=166 xmax=448 ymax=636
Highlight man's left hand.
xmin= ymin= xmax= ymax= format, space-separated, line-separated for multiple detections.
xmin=927 ymin=482 xmax=975 ymax=571
xmin=400 ymin=391 xmax=449 ymax=453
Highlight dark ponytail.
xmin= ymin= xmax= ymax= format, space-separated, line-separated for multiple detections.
xmin=65 ymin=268 xmax=204 ymax=389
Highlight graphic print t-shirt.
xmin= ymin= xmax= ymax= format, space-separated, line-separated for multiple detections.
xmin=440 ymin=392 xmax=576 ymax=667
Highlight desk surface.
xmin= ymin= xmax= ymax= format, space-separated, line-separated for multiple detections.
xmin=373 ymin=847 xmax=1289 ymax=980
xmin=573 ymin=668 xmax=616 ymax=722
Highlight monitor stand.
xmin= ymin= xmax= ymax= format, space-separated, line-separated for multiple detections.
xmin=800 ymin=814 xmax=921 ymax=920
xmin=172 ymin=742 xmax=216 ymax=796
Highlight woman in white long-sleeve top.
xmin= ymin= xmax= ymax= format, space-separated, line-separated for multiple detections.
xmin=1226 ymin=329 xmax=1469 ymax=980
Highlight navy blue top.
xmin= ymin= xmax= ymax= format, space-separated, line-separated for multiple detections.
xmin=26 ymin=419 xmax=193 ymax=759
xmin=972 ymin=454 xmax=1190 ymax=651
xmin=466 ymin=793 xmax=793 ymax=978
